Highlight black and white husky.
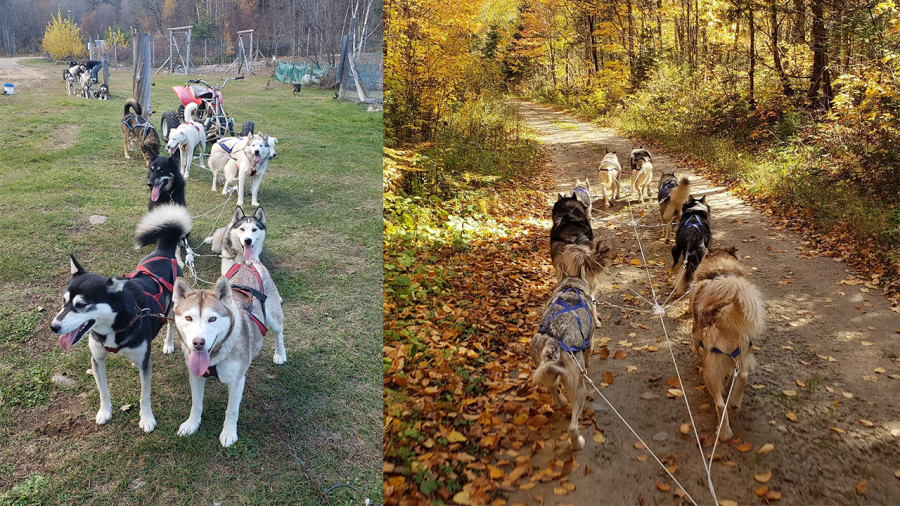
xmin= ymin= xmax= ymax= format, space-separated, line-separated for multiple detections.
xmin=670 ymin=195 xmax=712 ymax=294
xmin=49 ymin=205 xmax=191 ymax=432
xmin=204 ymin=206 xmax=266 ymax=275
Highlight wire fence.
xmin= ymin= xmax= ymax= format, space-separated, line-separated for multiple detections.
xmin=91 ymin=36 xmax=382 ymax=91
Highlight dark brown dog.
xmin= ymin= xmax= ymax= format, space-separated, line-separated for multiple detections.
xmin=122 ymin=98 xmax=161 ymax=165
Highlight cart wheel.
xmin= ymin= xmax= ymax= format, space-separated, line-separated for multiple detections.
xmin=160 ymin=111 xmax=181 ymax=143
xmin=241 ymin=121 xmax=254 ymax=137
xmin=177 ymin=104 xmax=186 ymax=122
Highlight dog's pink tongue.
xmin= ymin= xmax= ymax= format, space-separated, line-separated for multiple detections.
xmin=59 ymin=330 xmax=77 ymax=351
xmin=188 ymin=350 xmax=210 ymax=376
xmin=253 ymin=154 xmax=260 ymax=164
xmin=243 ymin=244 xmax=253 ymax=259
xmin=169 ymin=146 xmax=176 ymax=154
xmin=151 ymin=184 xmax=161 ymax=201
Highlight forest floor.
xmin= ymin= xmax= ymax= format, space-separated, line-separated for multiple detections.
xmin=504 ymin=101 xmax=900 ymax=505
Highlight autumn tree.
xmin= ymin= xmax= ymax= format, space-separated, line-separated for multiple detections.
xmin=41 ymin=8 xmax=86 ymax=61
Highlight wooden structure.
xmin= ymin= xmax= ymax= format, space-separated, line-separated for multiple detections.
xmin=156 ymin=25 xmax=193 ymax=75
xmin=133 ymin=32 xmax=152 ymax=116
xmin=225 ymin=29 xmax=255 ymax=75
xmin=337 ymin=17 xmax=369 ymax=102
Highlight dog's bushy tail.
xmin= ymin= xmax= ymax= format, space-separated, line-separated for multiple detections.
xmin=124 ymin=98 xmax=141 ymax=117
xmin=663 ymin=177 xmax=691 ymax=222
xmin=532 ymin=333 xmax=565 ymax=387
xmin=556 ymin=238 xmax=610 ymax=286
xmin=699 ymin=276 xmax=765 ymax=339
xmin=134 ymin=204 xmax=192 ymax=251
xmin=183 ymin=102 xmax=198 ymax=123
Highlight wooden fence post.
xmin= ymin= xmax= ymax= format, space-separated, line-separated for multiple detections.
xmin=102 ymin=54 xmax=109 ymax=86
xmin=133 ymin=33 xmax=152 ymax=116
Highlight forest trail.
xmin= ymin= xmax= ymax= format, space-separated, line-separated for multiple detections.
xmin=508 ymin=101 xmax=899 ymax=505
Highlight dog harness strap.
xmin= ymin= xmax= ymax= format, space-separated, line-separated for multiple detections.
xmin=572 ymin=187 xmax=590 ymax=201
xmin=217 ymin=138 xmax=244 ymax=155
xmin=203 ymin=364 xmax=219 ymax=379
xmin=683 ymin=214 xmax=704 ymax=231
xmin=540 ymin=288 xmax=592 ymax=352
xmin=226 ymin=263 xmax=268 ymax=335
xmin=659 ymin=179 xmax=678 ymax=200
xmin=698 ymin=340 xmax=743 ymax=359
xmin=125 ymin=256 xmax=179 ymax=313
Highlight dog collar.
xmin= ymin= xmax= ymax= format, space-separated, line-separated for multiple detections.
xmin=698 ymin=340 xmax=752 ymax=359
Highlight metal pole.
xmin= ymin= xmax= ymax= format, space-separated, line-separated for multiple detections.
xmin=185 ymin=28 xmax=191 ymax=75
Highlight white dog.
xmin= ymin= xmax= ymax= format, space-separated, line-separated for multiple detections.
xmin=166 ymin=102 xmax=206 ymax=178
xmin=207 ymin=133 xmax=278 ymax=207
xmin=597 ymin=149 xmax=621 ymax=207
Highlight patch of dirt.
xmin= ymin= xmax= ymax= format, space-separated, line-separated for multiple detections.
xmin=52 ymin=124 xmax=80 ymax=150
xmin=0 ymin=57 xmax=56 ymax=91
xmin=507 ymin=101 xmax=900 ymax=505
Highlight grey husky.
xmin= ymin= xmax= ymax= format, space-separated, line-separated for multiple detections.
xmin=172 ymin=258 xmax=286 ymax=447
xmin=49 ymin=205 xmax=191 ymax=432
xmin=530 ymin=245 xmax=607 ymax=450
xmin=204 ymin=206 xmax=266 ymax=276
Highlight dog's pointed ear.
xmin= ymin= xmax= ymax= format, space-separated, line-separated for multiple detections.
xmin=212 ymin=276 xmax=232 ymax=306
xmin=557 ymin=193 xmax=565 ymax=200
xmin=106 ymin=277 xmax=128 ymax=293
xmin=232 ymin=206 xmax=245 ymax=222
xmin=700 ymin=195 xmax=707 ymax=203
xmin=173 ymin=277 xmax=193 ymax=305
xmin=69 ymin=255 xmax=85 ymax=276
xmin=254 ymin=207 xmax=265 ymax=225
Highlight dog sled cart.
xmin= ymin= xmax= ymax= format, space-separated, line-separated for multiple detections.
xmin=160 ymin=77 xmax=254 ymax=143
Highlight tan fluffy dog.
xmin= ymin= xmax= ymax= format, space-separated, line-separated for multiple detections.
xmin=690 ymin=247 xmax=765 ymax=441
xmin=596 ymin=150 xmax=621 ymax=207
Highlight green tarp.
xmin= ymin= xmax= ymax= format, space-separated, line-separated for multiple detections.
xmin=274 ymin=62 xmax=332 ymax=84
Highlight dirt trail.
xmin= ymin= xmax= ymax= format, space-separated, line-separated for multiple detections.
xmin=509 ymin=101 xmax=899 ymax=505
xmin=0 ymin=57 xmax=54 ymax=90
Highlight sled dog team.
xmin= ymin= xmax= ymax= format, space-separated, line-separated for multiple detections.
xmin=50 ymin=97 xmax=285 ymax=448
xmin=532 ymin=147 xmax=765 ymax=449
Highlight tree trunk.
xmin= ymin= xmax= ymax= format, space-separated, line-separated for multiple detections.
xmin=807 ymin=0 xmax=832 ymax=108
xmin=793 ymin=0 xmax=806 ymax=45
xmin=657 ymin=0 xmax=663 ymax=52
xmin=770 ymin=0 xmax=794 ymax=96
xmin=626 ymin=0 xmax=635 ymax=70
xmin=749 ymin=6 xmax=756 ymax=109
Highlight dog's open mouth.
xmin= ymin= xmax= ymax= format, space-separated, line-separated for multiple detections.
xmin=188 ymin=350 xmax=210 ymax=376
xmin=150 ymin=183 xmax=162 ymax=201
xmin=168 ymin=146 xmax=176 ymax=154
xmin=59 ymin=320 xmax=94 ymax=350
xmin=243 ymin=244 xmax=253 ymax=260
xmin=253 ymin=154 xmax=260 ymax=164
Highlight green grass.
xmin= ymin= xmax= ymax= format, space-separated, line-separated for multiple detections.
xmin=0 ymin=59 xmax=382 ymax=504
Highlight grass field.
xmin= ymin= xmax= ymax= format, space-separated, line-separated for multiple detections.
xmin=0 ymin=60 xmax=382 ymax=504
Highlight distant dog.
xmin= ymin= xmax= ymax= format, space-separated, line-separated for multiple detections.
xmin=147 ymin=153 xmax=185 ymax=211
xmin=64 ymin=71 xmax=76 ymax=96
xmin=293 ymin=83 xmax=302 ymax=94
xmin=571 ymin=179 xmax=593 ymax=217
xmin=49 ymin=205 xmax=191 ymax=433
xmin=78 ymin=71 xmax=93 ymax=99
xmin=207 ymin=133 xmax=278 ymax=207
xmin=205 ymin=206 xmax=267 ymax=275
xmin=122 ymin=99 xmax=161 ymax=165
xmin=629 ymin=147 xmax=653 ymax=203
xmin=658 ymin=173 xmax=691 ymax=242
xmin=597 ymin=149 xmax=621 ymax=207
xmin=670 ymin=195 xmax=712 ymax=294
xmin=166 ymin=102 xmax=206 ymax=178
xmin=172 ymin=258 xmax=287 ymax=447
xmin=94 ymin=84 xmax=109 ymax=100
xmin=530 ymin=245 xmax=607 ymax=450
xmin=690 ymin=247 xmax=764 ymax=441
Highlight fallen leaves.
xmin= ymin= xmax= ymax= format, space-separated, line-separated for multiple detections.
xmin=666 ymin=377 xmax=682 ymax=389
xmin=765 ymin=490 xmax=782 ymax=501
xmin=593 ymin=430 xmax=606 ymax=444
xmin=755 ymin=485 xmax=769 ymax=496
xmin=830 ymin=427 xmax=846 ymax=434
xmin=859 ymin=419 xmax=875 ymax=428
xmin=656 ymin=481 xmax=671 ymax=492
xmin=667 ymin=388 xmax=685 ymax=398
xmin=737 ymin=442 xmax=753 ymax=452
xmin=754 ymin=470 xmax=773 ymax=483
xmin=782 ymin=389 xmax=797 ymax=397
xmin=447 ymin=430 xmax=467 ymax=443
xmin=786 ymin=412 xmax=798 ymax=422
xmin=758 ymin=443 xmax=775 ymax=454
xmin=613 ymin=350 xmax=628 ymax=360
xmin=680 ymin=423 xmax=690 ymax=434
xmin=602 ymin=371 xmax=615 ymax=386
xmin=856 ymin=480 xmax=868 ymax=495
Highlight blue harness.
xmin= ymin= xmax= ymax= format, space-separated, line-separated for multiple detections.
xmin=217 ymin=137 xmax=245 ymax=154
xmin=572 ymin=187 xmax=591 ymax=204
xmin=540 ymin=288 xmax=593 ymax=352
xmin=682 ymin=214 xmax=705 ymax=231
xmin=658 ymin=179 xmax=678 ymax=201
xmin=699 ymin=340 xmax=753 ymax=359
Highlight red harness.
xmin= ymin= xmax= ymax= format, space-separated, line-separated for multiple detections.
xmin=226 ymin=262 xmax=267 ymax=336
xmin=103 ymin=256 xmax=178 ymax=354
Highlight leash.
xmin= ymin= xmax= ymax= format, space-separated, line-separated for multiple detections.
xmin=244 ymin=381 xmax=332 ymax=506
xmin=565 ymin=350 xmax=699 ymax=506
xmin=182 ymin=188 xmax=237 ymax=287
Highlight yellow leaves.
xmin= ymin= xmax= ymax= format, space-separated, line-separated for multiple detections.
xmin=795 ymin=379 xmax=807 ymax=388
xmin=592 ymin=429 xmax=606 ymax=444
xmin=856 ymin=480 xmax=868 ymax=495
xmin=859 ymin=419 xmax=875 ymax=428
xmin=667 ymin=388 xmax=684 ymax=398
xmin=754 ymin=470 xmax=773 ymax=483
xmin=630 ymin=259 xmax=643 ymax=267
xmin=487 ymin=465 xmax=503 ymax=479
xmin=612 ymin=350 xmax=628 ymax=360
xmin=758 ymin=443 xmax=775 ymax=454
xmin=42 ymin=7 xmax=87 ymax=60
xmin=447 ymin=430 xmax=467 ymax=443
xmin=719 ymin=500 xmax=738 ymax=506
xmin=765 ymin=490 xmax=783 ymax=501
xmin=680 ymin=423 xmax=690 ymax=434
xmin=782 ymin=389 xmax=797 ymax=397
xmin=786 ymin=412 xmax=798 ymax=422
xmin=666 ymin=377 xmax=681 ymax=388
xmin=736 ymin=442 xmax=753 ymax=452
xmin=656 ymin=481 xmax=671 ymax=492
xmin=830 ymin=427 xmax=846 ymax=434
xmin=755 ymin=485 xmax=769 ymax=496
xmin=453 ymin=490 xmax=470 ymax=504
